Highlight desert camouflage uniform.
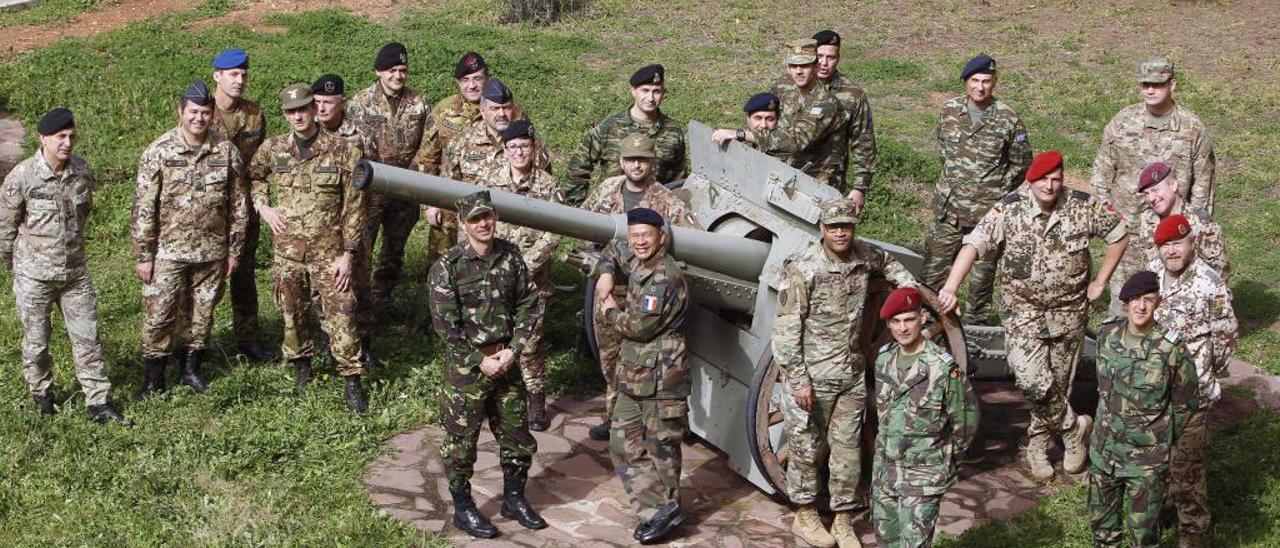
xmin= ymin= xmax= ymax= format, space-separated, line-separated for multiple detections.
xmin=963 ymin=187 xmax=1125 ymax=440
xmin=1153 ymin=256 xmax=1237 ymax=536
xmin=1088 ymin=318 xmax=1198 ymax=548
xmin=1090 ymin=103 xmax=1216 ymax=314
xmin=132 ymin=128 xmax=248 ymax=357
xmin=210 ymin=99 xmax=266 ymax=341
xmin=321 ymin=116 xmax=377 ymax=334
xmin=1136 ymin=203 xmax=1229 ymax=283
xmin=755 ymin=79 xmax=850 ymax=190
xmin=773 ymin=239 xmax=917 ymax=510
xmin=562 ymin=109 xmax=687 ymax=206
xmin=872 ymin=340 xmax=979 ymax=548
xmin=428 ymin=238 xmax=541 ymax=492
xmin=773 ymin=72 xmax=876 ymax=193
xmin=347 ymin=83 xmax=430 ymax=303
xmin=922 ymin=96 xmax=1031 ymax=324
xmin=249 ymin=130 xmax=366 ymax=375
xmin=600 ymin=244 xmax=690 ymax=520
xmin=0 ymin=153 xmax=111 ymax=406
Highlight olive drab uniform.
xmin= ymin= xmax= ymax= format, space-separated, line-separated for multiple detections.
xmin=1137 ymin=204 xmax=1229 ymax=283
xmin=872 ymin=340 xmax=979 ymax=548
xmin=755 ymin=80 xmax=850 ymax=190
xmin=132 ymin=128 xmax=248 ymax=357
xmin=771 ymin=72 xmax=872 ymax=193
xmin=922 ymin=96 xmax=1031 ymax=324
xmin=0 ymin=153 xmax=111 ymax=406
xmin=772 ymin=239 xmax=917 ymax=511
xmin=320 ymin=116 xmax=378 ymax=334
xmin=210 ymin=99 xmax=266 ymax=342
xmin=249 ymin=131 xmax=366 ymax=375
xmin=1088 ymin=319 xmax=1198 ymax=548
xmin=561 ymin=109 xmax=687 ymax=206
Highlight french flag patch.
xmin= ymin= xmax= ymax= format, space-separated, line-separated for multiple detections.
xmin=642 ymin=294 xmax=661 ymax=313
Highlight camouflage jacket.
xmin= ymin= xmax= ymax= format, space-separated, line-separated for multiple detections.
xmin=1137 ymin=202 xmax=1229 ymax=282
xmin=774 ymin=72 xmax=877 ymax=192
xmin=412 ymin=93 xmax=527 ymax=175
xmin=1152 ymin=257 xmax=1238 ymax=406
xmin=1090 ymin=319 xmax=1198 ymax=477
xmin=581 ymin=175 xmax=698 ymax=228
xmin=964 ymin=186 xmax=1126 ymax=337
xmin=755 ymin=79 xmax=849 ymax=191
xmin=479 ymin=159 xmax=561 ymax=273
xmin=1090 ymin=102 xmax=1216 ymax=225
xmin=210 ymin=99 xmax=266 ymax=164
xmin=934 ymin=96 xmax=1031 ymax=227
xmin=249 ymin=130 xmax=365 ymax=262
xmin=873 ymin=340 xmax=979 ymax=496
xmin=321 ymin=115 xmax=375 ymax=155
xmin=562 ymin=108 xmax=687 ymax=206
xmin=428 ymin=238 xmax=541 ymax=373
xmin=601 ymin=247 xmax=690 ymax=400
xmin=773 ymin=240 xmax=917 ymax=391
xmin=347 ymin=83 xmax=431 ymax=168
xmin=441 ymin=122 xmax=551 ymax=184
xmin=132 ymin=128 xmax=248 ymax=264
xmin=0 ymin=153 xmax=96 ymax=281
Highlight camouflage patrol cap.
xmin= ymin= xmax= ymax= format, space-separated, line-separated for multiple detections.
xmin=818 ymin=199 xmax=859 ymax=225
xmin=1138 ymin=57 xmax=1174 ymax=84
xmin=455 ymin=190 xmax=495 ymax=221
xmin=279 ymin=83 xmax=314 ymax=110
xmin=619 ymin=133 xmax=656 ymax=159
xmin=785 ymin=39 xmax=818 ymax=65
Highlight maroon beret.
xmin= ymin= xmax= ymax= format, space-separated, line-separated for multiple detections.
xmin=1154 ymin=214 xmax=1192 ymax=245
xmin=880 ymin=287 xmax=923 ymax=321
xmin=1025 ymin=150 xmax=1064 ymax=182
xmin=1137 ymin=161 xmax=1172 ymax=192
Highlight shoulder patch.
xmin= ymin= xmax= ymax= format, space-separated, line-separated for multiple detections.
xmin=1164 ymin=330 xmax=1180 ymax=344
xmin=949 ymin=367 xmax=962 ymax=379
xmin=878 ymin=343 xmax=894 ymax=354
xmin=1014 ymin=132 xmax=1027 ymax=143
xmin=1000 ymin=192 xmax=1021 ymax=205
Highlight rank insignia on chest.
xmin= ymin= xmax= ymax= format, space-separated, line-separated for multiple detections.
xmin=315 ymin=165 xmax=340 ymax=174
xmin=367 ymin=115 xmax=388 ymax=124
xmin=465 ymin=152 xmax=486 ymax=161
xmin=164 ymin=159 xmax=189 ymax=167
xmin=207 ymin=156 xmax=229 ymax=167
xmin=641 ymin=294 xmax=662 ymax=313
xmin=274 ymin=156 xmax=292 ymax=174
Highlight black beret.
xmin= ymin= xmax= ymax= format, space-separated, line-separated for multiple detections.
xmin=499 ymin=120 xmax=534 ymax=143
xmin=37 ymin=108 xmax=75 ymax=136
xmin=961 ymin=54 xmax=996 ymax=80
xmin=626 ymin=207 xmax=665 ymax=228
xmin=1119 ymin=271 xmax=1160 ymax=302
xmin=629 ymin=64 xmax=665 ymax=87
xmin=743 ymin=92 xmax=780 ymax=114
xmin=374 ymin=42 xmax=408 ymax=71
xmin=454 ymin=51 xmax=487 ymax=79
xmin=312 ymin=74 xmax=345 ymax=96
xmin=181 ymin=78 xmax=214 ymax=106
xmin=481 ymin=77 xmax=512 ymax=104
xmin=812 ymin=30 xmax=841 ymax=47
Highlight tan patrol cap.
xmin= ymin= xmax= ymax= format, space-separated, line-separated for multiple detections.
xmin=619 ymin=133 xmax=656 ymax=159
xmin=785 ymin=38 xmax=818 ymax=65
xmin=818 ymin=199 xmax=859 ymax=225
xmin=1137 ymin=57 xmax=1174 ymax=84
xmin=280 ymin=82 xmax=314 ymax=110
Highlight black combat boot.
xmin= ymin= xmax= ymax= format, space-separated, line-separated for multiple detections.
xmin=180 ymin=348 xmax=209 ymax=394
xmin=500 ymin=473 xmax=547 ymax=530
xmin=33 ymin=392 xmax=55 ymax=416
xmin=588 ymin=419 xmax=611 ymax=441
xmin=344 ymin=375 xmax=368 ymax=414
xmin=236 ymin=340 xmax=275 ymax=363
xmin=87 ymin=402 xmax=127 ymax=424
xmin=635 ymin=500 xmax=686 ymax=544
xmin=527 ymin=392 xmax=548 ymax=432
xmin=450 ymin=487 xmax=498 ymax=539
xmin=133 ymin=355 xmax=168 ymax=400
xmin=360 ymin=336 xmax=380 ymax=372
xmin=291 ymin=357 xmax=313 ymax=393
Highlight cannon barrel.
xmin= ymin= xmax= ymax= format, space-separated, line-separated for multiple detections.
xmin=354 ymin=160 xmax=774 ymax=282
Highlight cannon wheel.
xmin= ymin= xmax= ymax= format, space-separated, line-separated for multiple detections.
xmin=747 ymin=280 xmax=969 ymax=498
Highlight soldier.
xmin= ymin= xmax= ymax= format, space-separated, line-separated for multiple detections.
xmin=1150 ymin=214 xmax=1238 ymax=547
xmin=773 ymin=199 xmax=917 ymax=548
xmin=581 ymin=133 xmax=697 ymax=441
xmin=438 ymin=78 xmax=550 ymax=185
xmin=209 ymin=47 xmax=272 ymax=362
xmin=809 ymin=29 xmax=877 ymax=205
xmin=562 ymin=64 xmax=687 ymax=206
xmin=131 ymin=79 xmax=248 ymax=397
xmin=0 ymin=108 xmax=125 ymax=423
xmin=348 ymin=42 xmax=431 ymax=306
xmin=938 ymin=151 xmax=1128 ymax=481
xmin=872 ymin=287 xmax=979 ymax=548
xmin=921 ymin=54 xmax=1031 ymax=325
xmin=428 ymin=191 xmax=545 ymax=539
xmin=1135 ymin=161 xmax=1228 ymax=282
xmin=1087 ymin=271 xmax=1199 ymax=548
xmin=596 ymin=208 xmax=691 ymax=544
xmin=250 ymin=83 xmax=369 ymax=413
xmin=743 ymin=92 xmax=780 ymax=136
xmin=1091 ymin=57 xmax=1216 ymax=315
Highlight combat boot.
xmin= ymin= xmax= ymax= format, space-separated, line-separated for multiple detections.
xmin=1178 ymin=531 xmax=1203 ymax=548
xmin=291 ymin=358 xmax=312 ymax=393
xmin=87 ymin=402 xmax=127 ymax=424
xmin=133 ymin=355 xmax=168 ymax=400
xmin=180 ymin=348 xmax=209 ymax=394
xmin=1025 ymin=433 xmax=1055 ymax=481
xmin=236 ymin=340 xmax=275 ymax=363
xmin=450 ymin=487 xmax=498 ymax=539
xmin=830 ymin=511 xmax=862 ymax=548
xmin=636 ymin=500 xmax=686 ymax=544
xmin=1062 ymin=414 xmax=1093 ymax=474
xmin=33 ymin=392 xmax=55 ymax=416
xmin=588 ymin=419 xmax=611 ymax=441
xmin=499 ymin=473 xmax=547 ymax=530
xmin=360 ymin=336 xmax=380 ymax=372
xmin=791 ymin=504 xmax=836 ymax=547
xmin=528 ymin=391 xmax=548 ymax=432
xmin=344 ymin=375 xmax=368 ymax=414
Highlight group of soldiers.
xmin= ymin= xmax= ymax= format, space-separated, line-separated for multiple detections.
xmin=0 ymin=25 xmax=1238 ymax=548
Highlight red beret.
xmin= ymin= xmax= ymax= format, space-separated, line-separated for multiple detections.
xmin=1137 ymin=162 xmax=1172 ymax=192
xmin=880 ymin=287 xmax=923 ymax=320
xmin=1025 ymin=150 xmax=1064 ymax=182
xmin=1154 ymin=214 xmax=1192 ymax=245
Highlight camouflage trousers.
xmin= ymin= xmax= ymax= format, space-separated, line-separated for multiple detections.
xmin=1087 ymin=469 xmax=1168 ymax=548
xmin=921 ymin=219 xmax=1000 ymax=324
xmin=439 ymin=362 xmax=536 ymax=491
xmin=1006 ymin=330 xmax=1083 ymax=437
xmin=610 ymin=392 xmax=687 ymax=520
xmin=140 ymin=259 xmax=226 ymax=358
xmin=368 ymin=194 xmax=419 ymax=304
xmin=870 ymin=482 xmax=941 ymax=548
xmin=271 ymin=255 xmax=364 ymax=376
xmin=519 ymin=268 xmax=553 ymax=395
xmin=594 ymin=285 xmax=627 ymax=418
xmin=229 ymin=211 xmax=261 ymax=340
xmin=1107 ymin=236 xmax=1148 ymax=317
xmin=424 ymin=210 xmax=457 ymax=277
xmin=13 ymin=270 xmax=110 ymax=406
xmin=1169 ymin=410 xmax=1210 ymax=534
xmin=352 ymin=235 xmax=374 ymax=336
xmin=782 ymin=375 xmax=867 ymax=511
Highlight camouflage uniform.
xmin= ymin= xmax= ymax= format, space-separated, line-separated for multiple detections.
xmin=772 ymin=71 xmax=875 ymax=193
xmin=442 ymin=123 xmax=552 ymax=185
xmin=600 ymin=244 xmax=690 ymax=520
xmin=773 ymin=239 xmax=916 ymax=510
xmin=756 ymin=79 xmax=850 ymax=190
xmin=321 ymin=116 xmax=377 ymax=334
xmin=347 ymin=83 xmax=430 ymax=302
xmin=428 ymin=238 xmax=541 ymax=492
xmin=1136 ymin=204 xmax=1228 ymax=283
xmin=1088 ymin=318 xmax=1199 ymax=547
xmin=561 ymin=109 xmax=687 ymax=206
xmin=963 ymin=187 xmax=1125 ymax=440
xmin=922 ymin=96 xmax=1031 ymax=324
xmin=210 ymin=100 xmax=266 ymax=341
xmin=0 ymin=153 xmax=111 ymax=406
xmin=1152 ymin=256 xmax=1237 ymax=537
xmin=132 ymin=128 xmax=248 ymax=357
xmin=871 ymin=340 xmax=979 ymax=548
xmin=249 ymin=130 xmax=366 ymax=375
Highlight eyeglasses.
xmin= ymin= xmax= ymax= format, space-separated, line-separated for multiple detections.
xmin=506 ymin=143 xmax=534 ymax=152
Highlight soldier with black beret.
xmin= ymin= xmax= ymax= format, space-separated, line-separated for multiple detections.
xmin=807 ymin=29 xmax=878 ymax=205
xmin=743 ymin=92 xmax=780 ymax=140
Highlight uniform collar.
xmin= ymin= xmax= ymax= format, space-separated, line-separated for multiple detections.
xmin=627 ymin=249 xmax=666 ymax=282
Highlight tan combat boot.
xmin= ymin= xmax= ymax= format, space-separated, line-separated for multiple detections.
xmin=1025 ymin=433 xmax=1055 ymax=481
xmin=830 ymin=511 xmax=862 ymax=548
xmin=791 ymin=504 xmax=837 ymax=547
xmin=1062 ymin=414 xmax=1094 ymax=474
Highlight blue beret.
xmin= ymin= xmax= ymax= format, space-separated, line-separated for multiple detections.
xmin=1119 ymin=271 xmax=1160 ymax=302
xmin=499 ymin=120 xmax=534 ymax=143
xmin=744 ymin=92 xmax=780 ymax=114
xmin=182 ymin=78 xmax=214 ymax=106
xmin=481 ymin=77 xmax=512 ymax=104
xmin=312 ymin=74 xmax=345 ymax=96
xmin=626 ymin=207 xmax=665 ymax=228
xmin=212 ymin=48 xmax=249 ymax=70
xmin=37 ymin=108 xmax=74 ymax=136
xmin=812 ymin=30 xmax=841 ymax=47
xmin=961 ymin=54 xmax=996 ymax=80
xmin=629 ymin=64 xmax=664 ymax=87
